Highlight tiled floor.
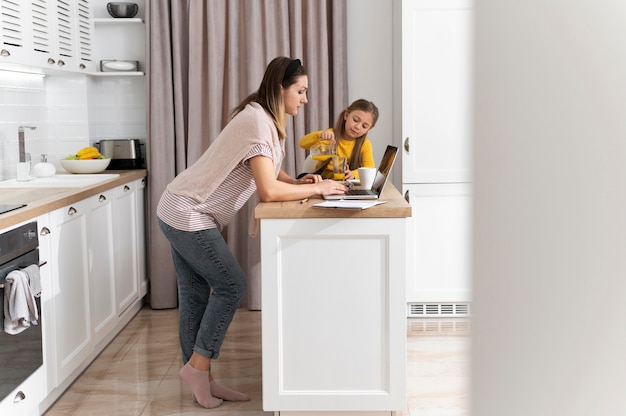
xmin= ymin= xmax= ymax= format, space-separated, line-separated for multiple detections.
xmin=44 ymin=306 xmax=470 ymax=415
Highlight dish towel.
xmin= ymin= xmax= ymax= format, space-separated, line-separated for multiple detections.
xmin=3 ymin=269 xmax=39 ymax=335
xmin=22 ymin=264 xmax=41 ymax=298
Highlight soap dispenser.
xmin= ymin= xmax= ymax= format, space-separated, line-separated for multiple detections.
xmin=32 ymin=154 xmax=56 ymax=177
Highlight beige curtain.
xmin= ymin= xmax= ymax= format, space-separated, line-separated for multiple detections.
xmin=146 ymin=1 xmax=348 ymax=310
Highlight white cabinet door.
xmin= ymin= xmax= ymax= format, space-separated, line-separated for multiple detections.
xmin=0 ymin=1 xmax=33 ymax=65
xmin=48 ymin=199 xmax=93 ymax=385
xmin=87 ymin=191 xmax=117 ymax=342
xmin=112 ymin=181 xmax=139 ymax=315
xmin=401 ymin=0 xmax=473 ymax=183
xmin=135 ymin=177 xmax=147 ymax=297
xmin=404 ymin=183 xmax=472 ymax=308
xmin=261 ymin=218 xmax=406 ymax=413
xmin=28 ymin=0 xmax=79 ymax=71
xmin=37 ymin=215 xmax=55 ymax=396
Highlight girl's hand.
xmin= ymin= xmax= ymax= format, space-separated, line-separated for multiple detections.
xmin=297 ymin=173 xmax=323 ymax=184
xmin=319 ymin=129 xmax=336 ymax=143
xmin=344 ymin=168 xmax=355 ymax=180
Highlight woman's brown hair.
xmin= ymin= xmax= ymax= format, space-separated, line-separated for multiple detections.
xmin=231 ymin=57 xmax=307 ymax=140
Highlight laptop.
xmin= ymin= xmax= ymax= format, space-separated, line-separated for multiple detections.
xmin=324 ymin=145 xmax=398 ymax=200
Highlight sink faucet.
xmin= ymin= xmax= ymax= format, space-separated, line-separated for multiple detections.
xmin=18 ymin=125 xmax=36 ymax=162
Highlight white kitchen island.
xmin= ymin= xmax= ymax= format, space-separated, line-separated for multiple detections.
xmin=256 ymin=183 xmax=411 ymax=415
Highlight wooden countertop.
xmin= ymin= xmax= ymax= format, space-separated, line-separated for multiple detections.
xmin=255 ymin=182 xmax=412 ymax=219
xmin=0 ymin=170 xmax=147 ymax=230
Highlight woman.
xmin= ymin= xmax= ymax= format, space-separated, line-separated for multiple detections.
xmin=299 ymin=99 xmax=379 ymax=180
xmin=157 ymin=57 xmax=347 ymax=408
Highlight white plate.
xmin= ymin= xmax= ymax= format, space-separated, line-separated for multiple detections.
xmin=102 ymin=61 xmax=137 ymax=71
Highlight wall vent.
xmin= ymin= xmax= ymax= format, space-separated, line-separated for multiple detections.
xmin=408 ymin=318 xmax=471 ymax=335
xmin=407 ymin=302 xmax=472 ymax=318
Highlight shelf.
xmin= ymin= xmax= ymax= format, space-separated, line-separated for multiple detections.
xmin=93 ymin=18 xmax=144 ymax=24
xmin=88 ymin=71 xmax=145 ymax=77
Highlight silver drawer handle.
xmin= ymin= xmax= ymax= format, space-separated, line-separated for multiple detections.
xmin=40 ymin=226 xmax=51 ymax=235
xmin=124 ymin=185 xmax=131 ymax=192
xmin=68 ymin=206 xmax=77 ymax=215
xmin=1 ymin=49 xmax=10 ymax=57
xmin=99 ymin=194 xmax=107 ymax=202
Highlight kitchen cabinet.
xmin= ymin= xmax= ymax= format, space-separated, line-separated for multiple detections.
xmin=0 ymin=0 xmax=95 ymax=73
xmin=404 ymin=184 xmax=471 ymax=309
xmin=87 ymin=191 xmax=117 ymax=342
xmin=257 ymin=185 xmax=410 ymax=415
xmin=47 ymin=198 xmax=94 ymax=385
xmin=399 ymin=0 xmax=473 ymax=314
xmin=0 ymin=368 xmax=45 ymax=416
xmin=29 ymin=0 xmax=94 ymax=73
xmin=0 ymin=0 xmax=88 ymax=72
xmin=0 ymin=1 xmax=32 ymax=65
xmin=112 ymin=181 xmax=139 ymax=314
xmin=0 ymin=216 xmax=50 ymax=416
xmin=0 ymin=172 xmax=147 ymax=412
xmin=135 ymin=177 xmax=147 ymax=297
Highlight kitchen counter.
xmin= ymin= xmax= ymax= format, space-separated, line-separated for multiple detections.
xmin=255 ymin=182 xmax=411 ymax=219
xmin=256 ymin=183 xmax=410 ymax=415
xmin=0 ymin=170 xmax=147 ymax=230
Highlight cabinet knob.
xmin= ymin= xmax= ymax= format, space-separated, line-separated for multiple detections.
xmin=99 ymin=194 xmax=107 ymax=202
xmin=1 ymin=49 xmax=10 ymax=57
xmin=79 ymin=63 xmax=86 ymax=70
xmin=124 ymin=185 xmax=131 ymax=192
xmin=404 ymin=189 xmax=410 ymax=204
xmin=40 ymin=226 xmax=51 ymax=235
xmin=68 ymin=206 xmax=77 ymax=215
xmin=48 ymin=57 xmax=56 ymax=65
xmin=13 ymin=390 xmax=26 ymax=403
xmin=404 ymin=137 xmax=410 ymax=153
xmin=57 ymin=59 xmax=65 ymax=67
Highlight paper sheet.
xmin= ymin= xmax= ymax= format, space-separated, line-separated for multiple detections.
xmin=312 ymin=200 xmax=387 ymax=210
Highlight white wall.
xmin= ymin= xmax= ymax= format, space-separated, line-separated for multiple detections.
xmin=473 ymin=1 xmax=626 ymax=415
xmin=346 ymin=0 xmax=394 ymax=179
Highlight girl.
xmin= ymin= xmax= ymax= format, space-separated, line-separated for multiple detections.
xmin=157 ymin=57 xmax=347 ymax=408
xmin=299 ymin=99 xmax=379 ymax=180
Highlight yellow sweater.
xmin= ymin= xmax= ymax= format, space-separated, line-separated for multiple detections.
xmin=299 ymin=129 xmax=375 ymax=179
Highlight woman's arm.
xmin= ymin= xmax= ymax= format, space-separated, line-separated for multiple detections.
xmin=250 ymin=155 xmax=347 ymax=202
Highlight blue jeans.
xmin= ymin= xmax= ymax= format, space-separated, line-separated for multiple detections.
xmin=158 ymin=218 xmax=247 ymax=362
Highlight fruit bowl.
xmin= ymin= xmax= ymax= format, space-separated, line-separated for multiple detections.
xmin=60 ymin=158 xmax=111 ymax=174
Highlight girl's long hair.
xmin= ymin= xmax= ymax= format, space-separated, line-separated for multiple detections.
xmin=231 ymin=57 xmax=307 ymax=140
xmin=333 ymin=99 xmax=379 ymax=170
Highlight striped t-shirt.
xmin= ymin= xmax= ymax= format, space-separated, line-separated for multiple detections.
xmin=157 ymin=143 xmax=273 ymax=231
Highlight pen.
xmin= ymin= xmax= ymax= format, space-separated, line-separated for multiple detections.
xmin=299 ymin=198 xmax=309 ymax=204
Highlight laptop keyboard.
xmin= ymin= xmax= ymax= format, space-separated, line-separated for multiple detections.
xmin=347 ymin=189 xmax=376 ymax=196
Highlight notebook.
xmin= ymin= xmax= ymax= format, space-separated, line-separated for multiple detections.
xmin=324 ymin=145 xmax=398 ymax=200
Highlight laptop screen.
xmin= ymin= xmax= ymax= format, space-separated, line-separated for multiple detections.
xmin=372 ymin=145 xmax=398 ymax=193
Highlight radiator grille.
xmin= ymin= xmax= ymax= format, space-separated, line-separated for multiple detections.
xmin=408 ymin=318 xmax=471 ymax=335
xmin=408 ymin=302 xmax=472 ymax=317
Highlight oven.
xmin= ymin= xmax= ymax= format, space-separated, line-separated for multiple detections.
xmin=0 ymin=221 xmax=42 ymax=403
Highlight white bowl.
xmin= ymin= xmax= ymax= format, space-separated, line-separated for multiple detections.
xmin=60 ymin=158 xmax=111 ymax=174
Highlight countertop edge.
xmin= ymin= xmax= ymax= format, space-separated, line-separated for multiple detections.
xmin=0 ymin=170 xmax=147 ymax=230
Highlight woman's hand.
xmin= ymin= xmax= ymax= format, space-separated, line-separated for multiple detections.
xmin=297 ymin=173 xmax=323 ymax=184
xmin=344 ymin=168 xmax=355 ymax=181
xmin=318 ymin=179 xmax=348 ymax=197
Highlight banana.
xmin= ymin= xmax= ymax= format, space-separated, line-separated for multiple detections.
xmin=77 ymin=146 xmax=100 ymax=157
xmin=76 ymin=146 xmax=102 ymax=160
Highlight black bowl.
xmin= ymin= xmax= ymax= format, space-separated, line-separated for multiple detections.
xmin=107 ymin=2 xmax=138 ymax=18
